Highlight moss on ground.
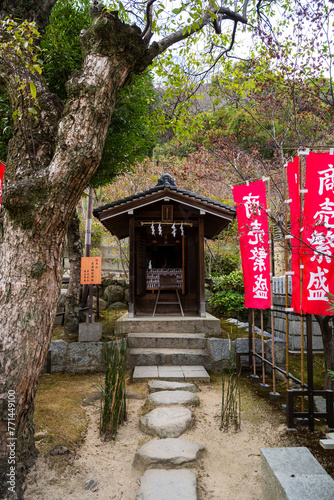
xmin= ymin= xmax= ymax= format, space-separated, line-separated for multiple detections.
xmin=34 ymin=373 xmax=103 ymax=454
xmin=205 ymin=318 xmax=261 ymax=340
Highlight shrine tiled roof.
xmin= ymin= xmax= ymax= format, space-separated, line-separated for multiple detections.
xmin=93 ymin=173 xmax=235 ymax=216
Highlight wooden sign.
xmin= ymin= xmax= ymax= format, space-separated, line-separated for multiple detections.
xmin=81 ymin=257 xmax=101 ymax=285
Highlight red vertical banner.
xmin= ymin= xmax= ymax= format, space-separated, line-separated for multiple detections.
xmin=233 ymin=180 xmax=271 ymax=309
xmin=0 ymin=162 xmax=5 ymax=206
xmin=287 ymin=156 xmax=301 ymax=313
xmin=302 ymin=152 xmax=334 ymax=315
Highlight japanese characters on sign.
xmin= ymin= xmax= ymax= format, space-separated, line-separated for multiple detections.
xmin=0 ymin=162 xmax=5 ymax=206
xmin=302 ymin=153 xmax=334 ymax=315
xmin=287 ymin=156 xmax=301 ymax=313
xmin=81 ymin=257 xmax=102 ymax=285
xmin=233 ymin=180 xmax=271 ymax=309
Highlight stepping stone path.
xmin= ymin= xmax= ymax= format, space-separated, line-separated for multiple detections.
xmin=148 ymin=380 xmax=197 ymax=393
xmin=134 ymin=379 xmax=204 ymax=500
xmin=147 ymin=390 xmax=200 ymax=407
xmin=135 ymin=469 xmax=197 ymax=500
xmin=134 ymin=438 xmax=204 ymax=466
xmin=320 ymin=432 xmax=334 ymax=449
xmin=140 ymin=407 xmax=193 ymax=438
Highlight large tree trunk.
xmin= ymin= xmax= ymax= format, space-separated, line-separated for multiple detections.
xmin=314 ymin=315 xmax=334 ymax=391
xmin=0 ymin=216 xmax=64 ymax=498
xmin=0 ymin=2 xmax=248 ymax=496
xmin=64 ymin=210 xmax=82 ymax=336
xmin=0 ymin=10 xmax=151 ymax=498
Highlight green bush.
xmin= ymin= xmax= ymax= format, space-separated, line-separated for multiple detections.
xmin=205 ymin=248 xmax=240 ymax=276
xmin=209 ymin=270 xmax=246 ymax=318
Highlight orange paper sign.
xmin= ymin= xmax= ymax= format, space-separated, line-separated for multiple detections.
xmin=81 ymin=257 xmax=102 ymax=285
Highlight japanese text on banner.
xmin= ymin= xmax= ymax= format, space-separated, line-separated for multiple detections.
xmin=302 ymin=153 xmax=334 ymax=315
xmin=233 ymin=180 xmax=271 ymax=309
xmin=287 ymin=157 xmax=301 ymax=314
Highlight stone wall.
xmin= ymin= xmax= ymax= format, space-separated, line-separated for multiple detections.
xmin=45 ymin=337 xmax=284 ymax=373
xmin=269 ymin=276 xmax=324 ymax=351
xmin=205 ymin=337 xmax=285 ymax=371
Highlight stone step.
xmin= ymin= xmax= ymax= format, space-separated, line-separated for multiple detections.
xmin=116 ymin=312 xmax=220 ymax=335
xmin=139 ymin=407 xmax=193 ymax=438
xmin=320 ymin=439 xmax=334 ymax=450
xmin=127 ymin=332 xmax=207 ymax=349
xmin=134 ymin=438 xmax=204 ymax=467
xmin=148 ymin=380 xmax=197 ymax=393
xmin=147 ymin=390 xmax=200 ymax=407
xmin=128 ymin=347 xmax=209 ymax=367
xmin=133 ymin=365 xmax=210 ymax=382
xmin=136 ymin=469 xmax=197 ymax=500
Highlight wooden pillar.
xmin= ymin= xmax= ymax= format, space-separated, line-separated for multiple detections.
xmin=129 ymin=212 xmax=135 ymax=318
xmin=306 ymin=313 xmax=314 ymax=432
xmin=198 ymin=213 xmax=206 ymax=317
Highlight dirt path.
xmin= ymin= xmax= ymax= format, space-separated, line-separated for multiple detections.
xmin=23 ymin=380 xmax=295 ymax=500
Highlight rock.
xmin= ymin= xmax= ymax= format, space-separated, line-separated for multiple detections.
xmin=108 ymin=301 xmax=127 ymax=311
xmin=124 ymin=288 xmax=129 ymax=302
xmin=101 ymin=277 xmax=115 ymax=287
xmin=147 ymin=390 xmax=200 ymax=407
xmin=136 ymin=469 xmax=197 ymax=500
xmin=126 ymin=390 xmax=145 ymax=400
xmin=84 ymin=478 xmax=99 ymax=492
xmin=47 ymin=445 xmax=70 ymax=456
xmin=134 ymin=438 xmax=204 ymax=467
xmin=78 ymin=322 xmax=102 ymax=342
xmin=57 ymin=288 xmax=67 ymax=308
xmin=140 ymin=407 xmax=193 ymax=438
xmin=117 ymin=279 xmax=128 ymax=289
xmin=148 ymin=380 xmax=197 ymax=393
xmin=93 ymin=296 xmax=108 ymax=311
xmin=104 ymin=284 xmax=124 ymax=303
xmin=82 ymin=392 xmax=102 ymax=406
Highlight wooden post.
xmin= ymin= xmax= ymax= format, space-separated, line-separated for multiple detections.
xmin=252 ymin=309 xmax=257 ymax=377
xmin=248 ymin=308 xmax=252 ymax=370
xmin=82 ymin=187 xmax=93 ymax=307
xmin=198 ymin=213 xmax=206 ymax=317
xmin=306 ymin=313 xmax=315 ymax=432
xmin=267 ymin=177 xmax=278 ymax=395
xmin=129 ymin=213 xmax=135 ymax=318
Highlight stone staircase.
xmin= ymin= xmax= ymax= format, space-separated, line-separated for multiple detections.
xmin=116 ymin=313 xmax=220 ymax=382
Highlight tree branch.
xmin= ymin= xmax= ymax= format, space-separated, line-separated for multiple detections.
xmin=145 ymin=6 xmax=247 ymax=63
xmin=141 ymin=0 xmax=156 ymax=44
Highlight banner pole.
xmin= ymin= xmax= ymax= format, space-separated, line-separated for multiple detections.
xmin=250 ymin=308 xmax=258 ymax=380
xmin=259 ymin=309 xmax=270 ymax=389
xmin=299 ymin=153 xmax=305 ymax=411
xmin=284 ymin=164 xmax=290 ymax=390
xmin=267 ymin=177 xmax=278 ymax=396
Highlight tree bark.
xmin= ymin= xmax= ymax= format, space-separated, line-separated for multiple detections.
xmin=314 ymin=315 xmax=334 ymax=391
xmin=0 ymin=3 xmax=249 ymax=497
xmin=0 ymin=12 xmax=150 ymax=498
xmin=64 ymin=210 xmax=82 ymax=336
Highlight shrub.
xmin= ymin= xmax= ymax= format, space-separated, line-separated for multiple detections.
xmin=209 ymin=270 xmax=246 ymax=318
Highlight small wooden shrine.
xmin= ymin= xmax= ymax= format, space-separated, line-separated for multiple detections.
xmin=93 ymin=174 xmax=236 ymax=317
